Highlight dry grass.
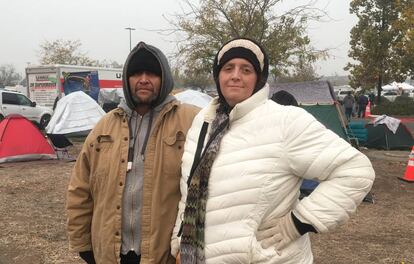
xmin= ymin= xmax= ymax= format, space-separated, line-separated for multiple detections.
xmin=0 ymin=144 xmax=413 ymax=263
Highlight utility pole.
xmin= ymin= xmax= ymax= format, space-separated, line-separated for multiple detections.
xmin=125 ymin=27 xmax=136 ymax=52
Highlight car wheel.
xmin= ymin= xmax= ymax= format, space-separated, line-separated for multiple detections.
xmin=40 ymin=114 xmax=51 ymax=129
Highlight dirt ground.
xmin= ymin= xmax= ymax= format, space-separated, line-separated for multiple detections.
xmin=1 ymin=142 xmax=414 ymax=264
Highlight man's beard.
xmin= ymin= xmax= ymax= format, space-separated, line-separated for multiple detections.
xmin=131 ymin=93 xmax=158 ymax=106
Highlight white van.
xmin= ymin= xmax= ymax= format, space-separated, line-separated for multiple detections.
xmin=0 ymin=89 xmax=53 ymax=129
xmin=337 ymin=90 xmax=354 ymax=102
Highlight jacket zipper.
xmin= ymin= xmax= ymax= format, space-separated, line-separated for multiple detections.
xmin=130 ymin=115 xmax=143 ymax=250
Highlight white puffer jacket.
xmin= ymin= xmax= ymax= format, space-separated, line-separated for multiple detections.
xmin=171 ymin=85 xmax=375 ymax=263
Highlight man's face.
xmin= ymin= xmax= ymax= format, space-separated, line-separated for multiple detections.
xmin=128 ymin=71 xmax=161 ymax=104
xmin=219 ymin=58 xmax=258 ymax=107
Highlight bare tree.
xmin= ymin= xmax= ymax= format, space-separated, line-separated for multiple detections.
xmin=0 ymin=64 xmax=22 ymax=87
xmin=94 ymin=59 xmax=123 ymax=69
xmin=166 ymin=0 xmax=328 ymax=85
xmin=38 ymin=39 xmax=95 ymax=66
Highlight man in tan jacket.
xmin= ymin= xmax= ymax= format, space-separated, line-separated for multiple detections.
xmin=66 ymin=41 xmax=199 ymax=264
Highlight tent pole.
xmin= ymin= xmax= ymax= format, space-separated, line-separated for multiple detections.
xmin=385 ymin=132 xmax=389 ymax=150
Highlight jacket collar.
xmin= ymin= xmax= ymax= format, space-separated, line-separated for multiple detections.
xmin=205 ymin=84 xmax=269 ymax=123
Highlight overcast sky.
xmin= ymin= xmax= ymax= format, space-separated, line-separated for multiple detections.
xmin=0 ymin=0 xmax=356 ymax=77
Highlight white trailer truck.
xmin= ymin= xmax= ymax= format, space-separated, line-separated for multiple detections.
xmin=25 ymin=64 xmax=123 ymax=109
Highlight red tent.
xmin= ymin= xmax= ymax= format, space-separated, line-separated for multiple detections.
xmin=0 ymin=115 xmax=56 ymax=163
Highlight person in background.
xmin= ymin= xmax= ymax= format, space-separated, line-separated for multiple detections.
xmin=171 ymin=37 xmax=375 ymax=263
xmin=66 ymin=41 xmax=199 ymax=264
xmin=357 ymin=93 xmax=369 ymax=118
xmin=368 ymin=92 xmax=375 ymax=106
xmin=271 ymin=90 xmax=299 ymax=107
xmin=342 ymin=91 xmax=355 ymax=122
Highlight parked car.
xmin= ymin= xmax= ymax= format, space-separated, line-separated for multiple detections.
xmin=336 ymin=90 xmax=354 ymax=102
xmin=0 ymin=89 xmax=53 ymax=129
xmin=382 ymin=91 xmax=398 ymax=102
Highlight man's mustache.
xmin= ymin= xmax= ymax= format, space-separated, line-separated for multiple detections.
xmin=134 ymin=86 xmax=153 ymax=91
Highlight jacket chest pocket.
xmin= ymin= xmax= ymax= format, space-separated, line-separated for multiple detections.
xmin=90 ymin=134 xmax=116 ymax=194
xmin=162 ymin=130 xmax=186 ymax=176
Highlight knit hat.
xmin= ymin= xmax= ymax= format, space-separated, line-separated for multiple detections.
xmin=126 ymin=48 xmax=162 ymax=77
xmin=122 ymin=41 xmax=174 ymax=110
xmin=213 ymin=38 xmax=269 ymax=102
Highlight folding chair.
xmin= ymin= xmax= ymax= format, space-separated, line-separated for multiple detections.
xmin=46 ymin=133 xmax=74 ymax=160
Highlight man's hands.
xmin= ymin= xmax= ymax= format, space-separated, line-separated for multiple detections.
xmin=256 ymin=213 xmax=301 ymax=251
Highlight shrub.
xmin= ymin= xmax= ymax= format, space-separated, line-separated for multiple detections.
xmin=372 ymin=96 xmax=414 ymax=116
xmin=373 ymin=96 xmax=390 ymax=105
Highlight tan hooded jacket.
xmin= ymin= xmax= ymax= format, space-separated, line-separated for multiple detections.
xmin=67 ymin=41 xmax=199 ymax=264
xmin=67 ymin=102 xmax=198 ymax=263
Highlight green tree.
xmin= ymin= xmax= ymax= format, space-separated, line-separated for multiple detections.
xmin=345 ymin=0 xmax=408 ymax=102
xmin=38 ymin=39 xmax=95 ymax=66
xmin=0 ymin=64 xmax=22 ymax=87
xmin=169 ymin=0 xmax=327 ymax=86
xmin=395 ymin=0 xmax=414 ymax=77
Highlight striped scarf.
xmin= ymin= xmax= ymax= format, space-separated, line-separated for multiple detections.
xmin=180 ymin=107 xmax=230 ymax=264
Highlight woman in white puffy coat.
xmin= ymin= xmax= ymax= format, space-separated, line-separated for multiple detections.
xmin=171 ymin=38 xmax=375 ymax=264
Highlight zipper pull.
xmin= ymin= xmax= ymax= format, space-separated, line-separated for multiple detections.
xmin=127 ymin=147 xmax=134 ymax=172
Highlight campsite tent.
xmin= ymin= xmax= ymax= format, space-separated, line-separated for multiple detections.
xmin=46 ymin=91 xmax=106 ymax=134
xmin=174 ymin=89 xmax=213 ymax=108
xmin=382 ymin=81 xmax=414 ymax=92
xmin=270 ymin=81 xmax=349 ymax=142
xmin=365 ymin=123 xmax=414 ymax=150
xmin=0 ymin=115 xmax=56 ymax=163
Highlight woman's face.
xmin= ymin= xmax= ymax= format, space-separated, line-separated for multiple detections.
xmin=219 ymin=58 xmax=258 ymax=107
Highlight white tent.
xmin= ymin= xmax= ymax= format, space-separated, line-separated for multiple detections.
xmin=46 ymin=91 xmax=106 ymax=134
xmin=175 ymin=89 xmax=213 ymax=108
xmin=382 ymin=82 xmax=414 ymax=91
xmin=397 ymin=82 xmax=414 ymax=91
xmin=381 ymin=84 xmax=396 ymax=91
xmin=98 ymin=88 xmax=124 ymax=105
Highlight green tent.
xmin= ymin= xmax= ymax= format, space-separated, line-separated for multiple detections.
xmin=365 ymin=123 xmax=414 ymax=150
xmin=301 ymin=104 xmax=348 ymax=141
xmin=270 ymin=81 xmax=350 ymax=142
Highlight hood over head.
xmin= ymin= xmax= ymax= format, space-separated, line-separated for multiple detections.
xmin=212 ymin=37 xmax=269 ymax=108
xmin=122 ymin=41 xmax=174 ymax=110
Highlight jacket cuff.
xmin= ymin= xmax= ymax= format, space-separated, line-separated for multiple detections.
xmin=291 ymin=212 xmax=317 ymax=235
xmin=69 ymin=241 xmax=92 ymax=253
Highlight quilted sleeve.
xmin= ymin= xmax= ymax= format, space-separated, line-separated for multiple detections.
xmin=283 ymin=107 xmax=375 ymax=233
